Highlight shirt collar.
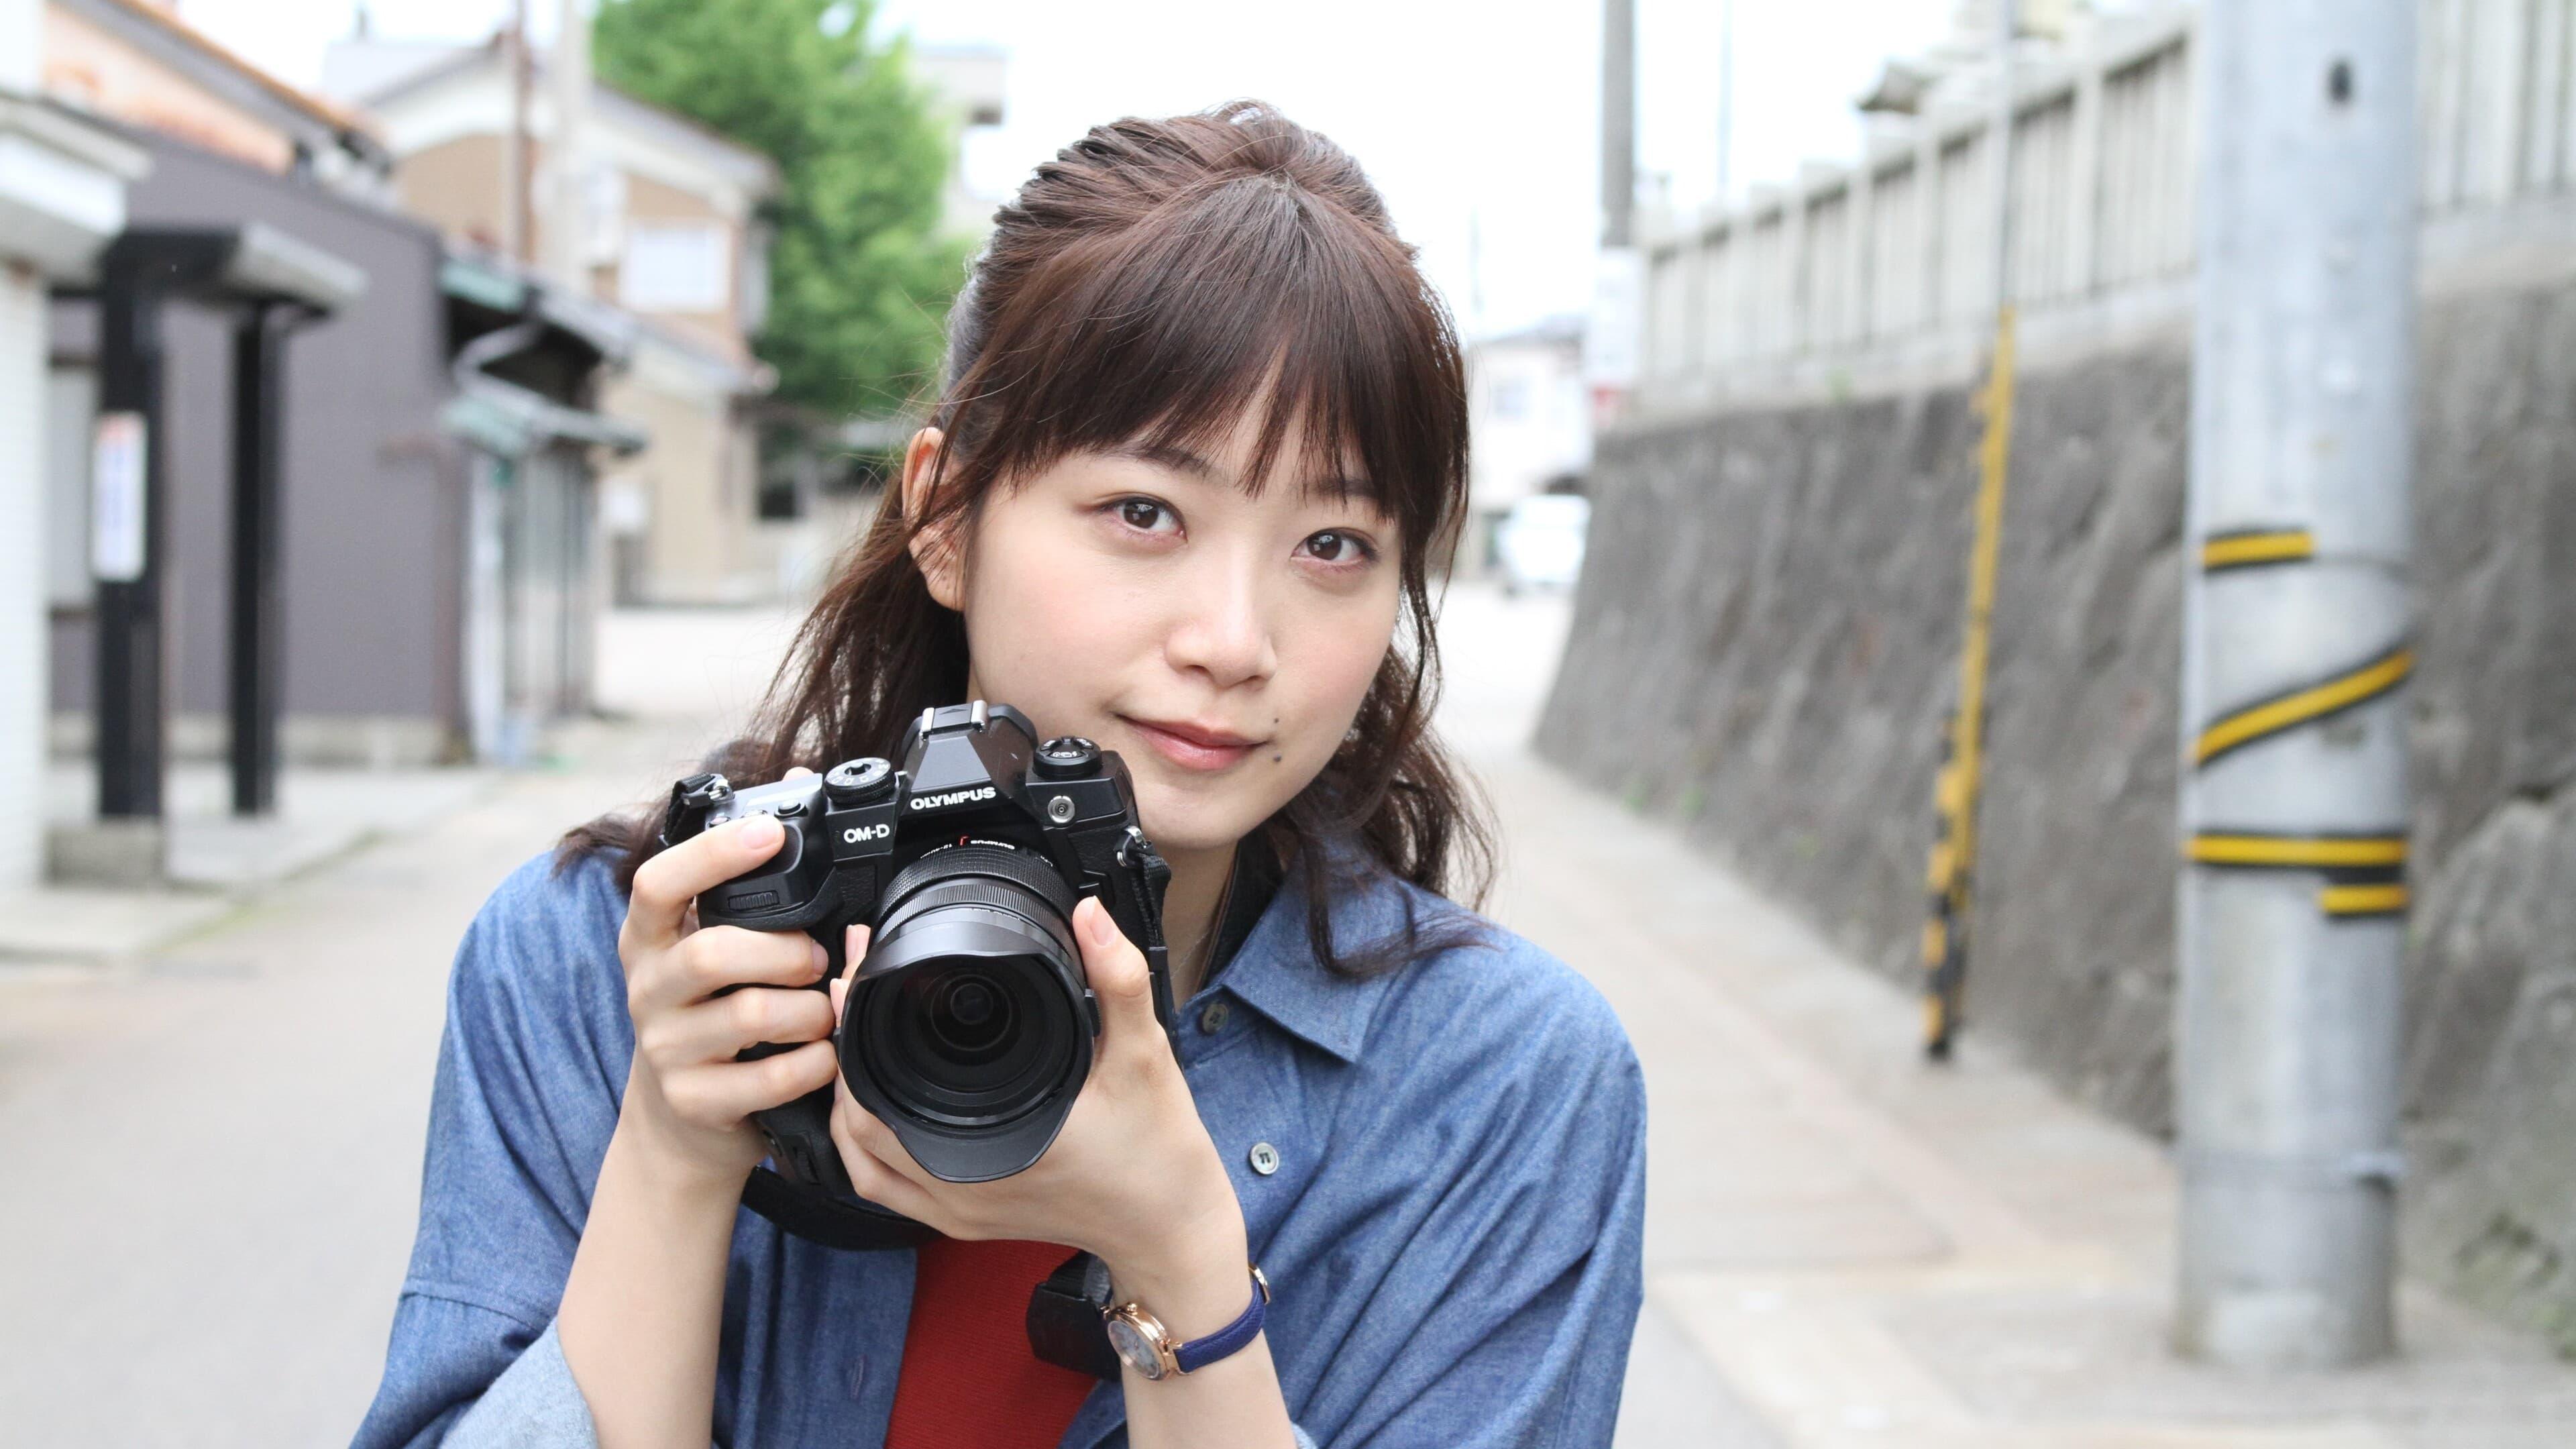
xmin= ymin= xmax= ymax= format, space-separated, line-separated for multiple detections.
xmin=1207 ymin=847 xmax=1410 ymax=1065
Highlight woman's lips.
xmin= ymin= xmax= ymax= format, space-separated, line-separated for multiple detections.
xmin=1121 ymin=716 xmax=1264 ymax=771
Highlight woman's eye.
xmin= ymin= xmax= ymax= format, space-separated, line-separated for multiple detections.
xmin=1300 ymin=529 xmax=1377 ymax=566
xmin=1116 ymin=498 xmax=1178 ymax=534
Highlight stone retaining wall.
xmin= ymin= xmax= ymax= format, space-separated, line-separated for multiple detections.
xmin=1535 ymin=276 xmax=2576 ymax=1349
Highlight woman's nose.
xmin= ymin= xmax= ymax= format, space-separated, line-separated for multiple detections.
xmin=1165 ymin=560 xmax=1278 ymax=688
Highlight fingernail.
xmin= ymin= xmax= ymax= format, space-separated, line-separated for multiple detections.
xmin=739 ymin=813 xmax=781 ymax=845
xmin=810 ymin=939 xmax=829 ymax=977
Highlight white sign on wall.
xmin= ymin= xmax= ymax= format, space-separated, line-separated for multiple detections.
xmin=91 ymin=411 xmax=146 ymax=583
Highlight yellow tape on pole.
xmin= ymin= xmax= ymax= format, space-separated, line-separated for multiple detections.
xmin=2200 ymin=528 xmax=2317 ymax=571
xmin=2185 ymin=833 xmax=2408 ymax=868
xmin=2194 ymin=648 xmax=2414 ymax=767
xmin=2318 ymin=881 xmax=2411 ymax=916
xmin=1922 ymin=308 xmax=2017 ymax=1060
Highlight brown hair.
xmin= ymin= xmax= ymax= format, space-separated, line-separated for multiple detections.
xmin=566 ymin=101 xmax=1493 ymax=976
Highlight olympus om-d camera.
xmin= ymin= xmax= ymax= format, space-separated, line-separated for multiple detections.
xmin=660 ymin=701 xmax=1173 ymax=1250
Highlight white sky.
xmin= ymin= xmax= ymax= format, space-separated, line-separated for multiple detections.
xmin=172 ymin=0 xmax=1962 ymax=339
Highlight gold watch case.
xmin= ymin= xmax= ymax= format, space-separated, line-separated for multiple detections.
xmin=1104 ymin=1302 xmax=1179 ymax=1381
xmin=1103 ymin=1264 xmax=1271 ymax=1382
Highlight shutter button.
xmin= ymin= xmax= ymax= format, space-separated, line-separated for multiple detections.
xmin=1248 ymin=1142 xmax=1281 ymax=1176
xmin=1199 ymin=999 xmax=1231 ymax=1034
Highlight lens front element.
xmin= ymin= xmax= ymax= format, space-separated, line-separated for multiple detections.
xmin=840 ymin=843 xmax=1095 ymax=1181
xmin=863 ymin=951 xmax=1076 ymax=1130
xmin=930 ymin=973 xmax=1009 ymax=1058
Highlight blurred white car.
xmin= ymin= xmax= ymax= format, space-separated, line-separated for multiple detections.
xmin=1495 ymin=494 xmax=1591 ymax=596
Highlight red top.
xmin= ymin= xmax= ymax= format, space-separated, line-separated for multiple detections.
xmin=882 ymin=1238 xmax=1097 ymax=1449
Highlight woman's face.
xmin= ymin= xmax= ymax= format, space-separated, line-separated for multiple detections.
xmin=906 ymin=407 xmax=1402 ymax=861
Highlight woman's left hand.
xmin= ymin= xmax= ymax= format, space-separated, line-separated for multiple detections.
xmin=828 ymin=896 xmax=1251 ymax=1320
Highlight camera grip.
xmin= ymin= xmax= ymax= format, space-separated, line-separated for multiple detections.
xmin=743 ymin=1085 xmax=933 ymax=1251
xmin=747 ymin=1082 xmax=853 ymax=1194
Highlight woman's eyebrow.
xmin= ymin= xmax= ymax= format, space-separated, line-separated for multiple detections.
xmin=1307 ymin=472 xmax=1386 ymax=512
xmin=1116 ymin=440 xmax=1382 ymax=509
xmin=1117 ymin=441 xmax=1229 ymax=486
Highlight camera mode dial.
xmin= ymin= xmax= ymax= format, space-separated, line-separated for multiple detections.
xmin=825 ymin=757 xmax=896 ymax=804
xmin=1034 ymin=737 xmax=1099 ymax=780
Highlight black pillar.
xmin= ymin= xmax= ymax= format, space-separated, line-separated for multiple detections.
xmin=93 ymin=250 xmax=168 ymax=820
xmin=229 ymin=305 xmax=287 ymax=816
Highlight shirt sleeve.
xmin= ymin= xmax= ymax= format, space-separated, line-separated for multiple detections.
xmin=1277 ymin=943 xmax=1650 ymax=1449
xmin=352 ymin=854 xmax=632 ymax=1449
xmin=440 ymin=1322 xmax=601 ymax=1449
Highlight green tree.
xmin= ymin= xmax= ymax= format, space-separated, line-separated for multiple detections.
xmin=595 ymin=0 xmax=967 ymax=417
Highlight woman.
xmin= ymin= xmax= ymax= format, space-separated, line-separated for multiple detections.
xmin=356 ymin=103 xmax=1644 ymax=1449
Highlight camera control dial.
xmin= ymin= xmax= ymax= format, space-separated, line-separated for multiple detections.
xmin=824 ymin=757 xmax=896 ymax=804
xmin=1034 ymin=737 xmax=1100 ymax=780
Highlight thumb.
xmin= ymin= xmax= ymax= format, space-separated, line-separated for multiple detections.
xmin=830 ymin=924 xmax=869 ymax=1022
xmin=1074 ymin=896 xmax=1161 ymax=1045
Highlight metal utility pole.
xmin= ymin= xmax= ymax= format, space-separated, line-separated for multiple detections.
xmin=93 ymin=245 xmax=172 ymax=826
xmin=1715 ymin=0 xmax=1735 ymax=206
xmin=1601 ymin=0 xmax=1634 ymax=247
xmin=1921 ymin=0 xmax=2020 ymax=1059
xmin=1466 ymin=208 xmax=1486 ymax=339
xmin=2176 ymin=0 xmax=2418 ymax=1368
xmin=228 ymin=305 xmax=288 ymax=816
xmin=503 ymin=0 xmax=535 ymax=264
xmin=545 ymin=0 xmax=592 ymax=288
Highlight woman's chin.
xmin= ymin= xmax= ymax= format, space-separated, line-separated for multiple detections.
xmin=1132 ymin=796 xmax=1269 ymax=862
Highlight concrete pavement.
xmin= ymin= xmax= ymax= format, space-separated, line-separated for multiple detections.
xmin=1438 ymin=587 xmax=2576 ymax=1448
xmin=3 ymin=586 xmax=2573 ymax=1445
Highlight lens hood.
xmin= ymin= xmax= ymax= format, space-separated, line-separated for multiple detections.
xmin=839 ymin=846 xmax=1096 ymax=1183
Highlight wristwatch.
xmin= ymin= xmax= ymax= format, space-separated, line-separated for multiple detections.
xmin=1102 ymin=1265 xmax=1273 ymax=1381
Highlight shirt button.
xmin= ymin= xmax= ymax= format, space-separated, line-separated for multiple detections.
xmin=1199 ymin=999 xmax=1232 ymax=1034
xmin=1248 ymin=1141 xmax=1281 ymax=1176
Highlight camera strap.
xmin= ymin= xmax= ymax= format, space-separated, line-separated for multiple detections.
xmin=1027 ymin=1250 xmax=1124 ymax=1379
xmin=740 ymin=1085 xmax=934 ymax=1252
xmin=741 ymin=1167 xmax=935 ymax=1251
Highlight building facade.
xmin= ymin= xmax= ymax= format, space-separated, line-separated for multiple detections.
xmin=324 ymin=36 xmax=791 ymax=604
xmin=1 ymin=0 xmax=146 ymax=888
xmin=40 ymin=0 xmax=386 ymax=187
xmin=912 ymin=43 xmax=1008 ymax=240
xmin=30 ymin=2 xmax=649 ymax=792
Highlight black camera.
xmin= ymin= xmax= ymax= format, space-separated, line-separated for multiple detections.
xmin=659 ymin=701 xmax=1173 ymax=1246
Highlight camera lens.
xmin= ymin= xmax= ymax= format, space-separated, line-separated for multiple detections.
xmin=922 ymin=970 xmax=1012 ymax=1060
xmin=845 ymin=845 xmax=1089 ymax=1154
xmin=869 ymin=953 xmax=1067 ymax=1120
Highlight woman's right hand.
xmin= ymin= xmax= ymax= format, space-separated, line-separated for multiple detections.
xmin=613 ymin=809 xmax=841 ymax=1189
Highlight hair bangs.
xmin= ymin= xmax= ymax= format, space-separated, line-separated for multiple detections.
xmin=943 ymin=169 xmax=1464 ymax=561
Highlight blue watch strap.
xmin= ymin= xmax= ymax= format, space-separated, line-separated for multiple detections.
xmin=1172 ymin=1265 xmax=1271 ymax=1375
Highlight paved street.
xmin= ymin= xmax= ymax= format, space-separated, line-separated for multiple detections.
xmin=5 ymin=583 xmax=2576 ymax=1445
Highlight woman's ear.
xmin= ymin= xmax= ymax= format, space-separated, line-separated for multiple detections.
xmin=901 ymin=427 xmax=967 ymax=610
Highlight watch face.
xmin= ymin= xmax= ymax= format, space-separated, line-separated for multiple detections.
xmin=1105 ymin=1314 xmax=1167 ymax=1380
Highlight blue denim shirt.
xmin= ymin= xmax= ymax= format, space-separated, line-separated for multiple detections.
xmin=352 ymin=847 xmax=1646 ymax=1449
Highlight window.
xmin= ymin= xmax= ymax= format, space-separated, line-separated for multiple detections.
xmin=584 ymin=166 xmax=628 ymax=266
xmin=621 ymin=223 xmax=729 ymax=312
